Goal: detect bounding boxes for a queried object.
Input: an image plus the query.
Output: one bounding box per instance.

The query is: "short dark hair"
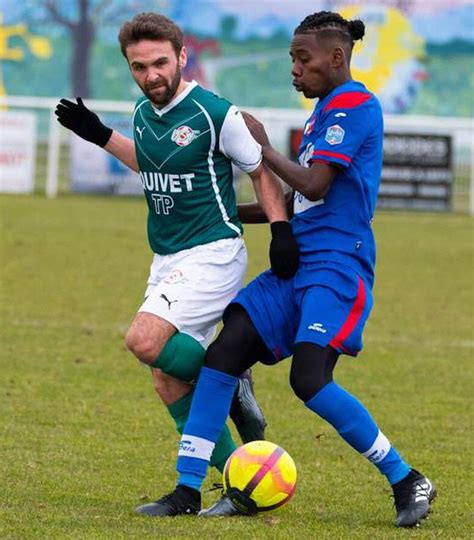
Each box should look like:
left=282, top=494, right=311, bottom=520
left=295, top=10, right=365, bottom=49
left=118, top=12, right=184, bottom=59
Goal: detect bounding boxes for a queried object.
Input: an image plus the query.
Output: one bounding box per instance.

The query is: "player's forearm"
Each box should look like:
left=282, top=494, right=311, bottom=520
left=103, top=131, right=139, bottom=173
left=237, top=202, right=268, bottom=223
left=238, top=189, right=294, bottom=224
left=262, top=146, right=323, bottom=201
left=249, top=165, right=288, bottom=223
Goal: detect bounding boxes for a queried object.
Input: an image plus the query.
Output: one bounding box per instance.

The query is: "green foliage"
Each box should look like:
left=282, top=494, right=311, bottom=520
left=90, top=43, right=138, bottom=101
left=216, top=57, right=300, bottom=108
left=409, top=52, right=474, bottom=117
left=1, top=194, right=473, bottom=538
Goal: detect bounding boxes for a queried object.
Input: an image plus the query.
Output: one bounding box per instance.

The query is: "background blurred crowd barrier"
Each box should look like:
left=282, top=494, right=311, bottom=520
left=0, top=95, right=472, bottom=215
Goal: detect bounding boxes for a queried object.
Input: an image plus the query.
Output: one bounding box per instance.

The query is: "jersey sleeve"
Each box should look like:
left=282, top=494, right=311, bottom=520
left=310, top=94, right=379, bottom=169
left=219, top=105, right=262, bottom=173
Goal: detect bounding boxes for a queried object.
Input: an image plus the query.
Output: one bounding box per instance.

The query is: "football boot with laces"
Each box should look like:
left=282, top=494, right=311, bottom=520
left=392, top=469, right=437, bottom=527
left=135, top=485, right=201, bottom=517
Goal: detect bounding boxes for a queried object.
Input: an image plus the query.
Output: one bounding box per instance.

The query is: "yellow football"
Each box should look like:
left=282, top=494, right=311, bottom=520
left=223, top=440, right=297, bottom=512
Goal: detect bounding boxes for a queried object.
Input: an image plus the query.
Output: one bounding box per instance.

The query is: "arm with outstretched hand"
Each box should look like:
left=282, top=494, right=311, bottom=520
left=55, top=98, right=138, bottom=172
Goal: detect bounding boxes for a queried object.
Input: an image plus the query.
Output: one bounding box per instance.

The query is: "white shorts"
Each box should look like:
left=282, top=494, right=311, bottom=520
left=139, top=237, right=247, bottom=348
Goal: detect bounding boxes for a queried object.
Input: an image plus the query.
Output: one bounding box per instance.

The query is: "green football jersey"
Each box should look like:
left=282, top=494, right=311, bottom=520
left=133, top=83, right=244, bottom=255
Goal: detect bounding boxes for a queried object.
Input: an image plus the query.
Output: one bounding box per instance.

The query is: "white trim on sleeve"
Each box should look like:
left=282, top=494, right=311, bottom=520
left=219, top=106, right=262, bottom=173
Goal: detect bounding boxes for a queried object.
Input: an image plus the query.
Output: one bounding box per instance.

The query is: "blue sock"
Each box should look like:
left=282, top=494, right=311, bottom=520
left=306, top=381, right=410, bottom=485
left=177, top=366, right=238, bottom=491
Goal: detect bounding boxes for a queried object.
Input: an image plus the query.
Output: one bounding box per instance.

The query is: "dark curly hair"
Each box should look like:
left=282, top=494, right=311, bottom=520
left=295, top=11, right=365, bottom=47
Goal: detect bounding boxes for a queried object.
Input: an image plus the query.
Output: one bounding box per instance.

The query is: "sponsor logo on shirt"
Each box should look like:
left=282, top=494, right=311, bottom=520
left=171, top=125, right=200, bottom=146
left=325, top=124, right=345, bottom=145
left=139, top=171, right=196, bottom=215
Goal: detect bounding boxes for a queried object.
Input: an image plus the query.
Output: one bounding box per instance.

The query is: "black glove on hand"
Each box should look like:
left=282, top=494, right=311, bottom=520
left=55, top=98, right=112, bottom=147
left=269, top=221, right=299, bottom=279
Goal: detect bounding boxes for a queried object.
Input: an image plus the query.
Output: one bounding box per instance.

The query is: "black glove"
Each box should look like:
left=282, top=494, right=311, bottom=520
left=55, top=97, right=112, bottom=147
left=269, top=221, right=299, bottom=279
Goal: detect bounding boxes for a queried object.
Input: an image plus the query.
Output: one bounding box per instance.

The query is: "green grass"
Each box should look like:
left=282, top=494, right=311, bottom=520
left=1, top=194, right=473, bottom=539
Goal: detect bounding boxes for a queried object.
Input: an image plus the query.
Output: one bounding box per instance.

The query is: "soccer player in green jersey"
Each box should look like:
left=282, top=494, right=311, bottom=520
left=55, top=11, right=299, bottom=497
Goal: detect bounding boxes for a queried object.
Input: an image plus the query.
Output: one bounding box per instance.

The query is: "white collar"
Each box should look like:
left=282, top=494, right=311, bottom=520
left=151, top=80, right=198, bottom=117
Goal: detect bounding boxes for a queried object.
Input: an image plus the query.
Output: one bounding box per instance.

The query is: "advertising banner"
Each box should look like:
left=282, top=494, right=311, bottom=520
left=380, top=134, right=452, bottom=211
left=70, top=115, right=141, bottom=195
left=0, top=110, right=36, bottom=193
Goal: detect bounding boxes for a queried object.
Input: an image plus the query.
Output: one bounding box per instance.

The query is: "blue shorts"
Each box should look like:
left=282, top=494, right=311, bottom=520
left=231, top=264, right=373, bottom=363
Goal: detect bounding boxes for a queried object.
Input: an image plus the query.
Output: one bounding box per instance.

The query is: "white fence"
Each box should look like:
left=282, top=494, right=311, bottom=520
left=1, top=95, right=473, bottom=214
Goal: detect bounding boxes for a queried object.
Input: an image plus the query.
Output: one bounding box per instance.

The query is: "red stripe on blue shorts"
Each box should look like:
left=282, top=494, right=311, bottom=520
left=329, top=277, right=366, bottom=354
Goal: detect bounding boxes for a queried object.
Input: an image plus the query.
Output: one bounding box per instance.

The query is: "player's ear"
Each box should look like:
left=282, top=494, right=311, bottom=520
left=179, top=46, right=187, bottom=69
left=332, top=46, right=345, bottom=68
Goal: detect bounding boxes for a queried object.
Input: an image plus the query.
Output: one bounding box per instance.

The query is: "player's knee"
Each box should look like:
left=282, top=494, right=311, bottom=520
left=205, top=333, right=237, bottom=372
left=152, top=333, right=205, bottom=382
left=290, top=343, right=338, bottom=402
left=205, top=320, right=250, bottom=375
left=289, top=370, right=320, bottom=402
left=125, top=329, right=160, bottom=364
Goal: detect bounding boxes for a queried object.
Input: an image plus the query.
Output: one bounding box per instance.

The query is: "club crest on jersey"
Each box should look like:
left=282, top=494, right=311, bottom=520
left=171, top=125, right=197, bottom=146
left=325, top=124, right=345, bottom=145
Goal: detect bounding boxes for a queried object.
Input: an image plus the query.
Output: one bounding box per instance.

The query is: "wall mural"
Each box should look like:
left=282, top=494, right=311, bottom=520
left=0, top=0, right=472, bottom=116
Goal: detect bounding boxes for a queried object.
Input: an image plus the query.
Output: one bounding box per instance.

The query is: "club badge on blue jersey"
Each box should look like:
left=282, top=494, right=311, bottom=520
left=325, top=124, right=345, bottom=145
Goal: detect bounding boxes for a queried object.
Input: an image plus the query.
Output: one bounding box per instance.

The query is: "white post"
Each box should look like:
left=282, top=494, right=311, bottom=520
left=46, top=107, right=60, bottom=198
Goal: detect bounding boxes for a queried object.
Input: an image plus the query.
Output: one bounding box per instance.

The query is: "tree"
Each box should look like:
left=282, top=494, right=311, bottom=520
left=27, top=0, right=153, bottom=97
left=220, top=15, right=238, bottom=41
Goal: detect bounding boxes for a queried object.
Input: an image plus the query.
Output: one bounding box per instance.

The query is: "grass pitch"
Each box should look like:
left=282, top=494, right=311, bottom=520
left=1, top=194, right=473, bottom=539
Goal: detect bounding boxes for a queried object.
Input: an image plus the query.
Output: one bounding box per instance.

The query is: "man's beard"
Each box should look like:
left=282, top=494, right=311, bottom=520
left=144, top=68, right=182, bottom=107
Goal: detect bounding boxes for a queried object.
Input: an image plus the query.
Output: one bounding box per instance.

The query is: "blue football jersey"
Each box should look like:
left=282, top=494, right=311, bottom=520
left=291, top=80, right=383, bottom=287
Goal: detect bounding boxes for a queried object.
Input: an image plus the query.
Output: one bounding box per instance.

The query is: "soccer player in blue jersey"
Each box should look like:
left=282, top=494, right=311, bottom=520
left=145, top=11, right=436, bottom=527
